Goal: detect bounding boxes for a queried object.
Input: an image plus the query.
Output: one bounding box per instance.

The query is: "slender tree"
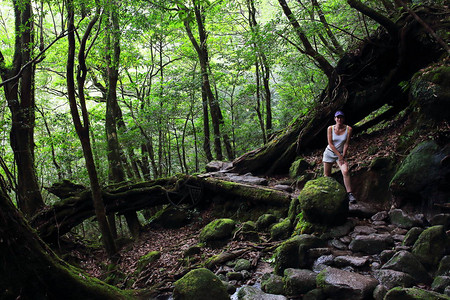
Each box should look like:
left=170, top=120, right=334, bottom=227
left=66, top=0, right=116, bottom=257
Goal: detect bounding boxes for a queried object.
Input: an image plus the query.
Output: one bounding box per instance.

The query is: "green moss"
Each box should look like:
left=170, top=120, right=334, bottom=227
left=316, top=268, right=328, bottom=289
left=385, top=287, right=450, bottom=300
left=199, top=218, right=236, bottom=242
left=173, top=268, right=229, bottom=300
left=292, top=211, right=315, bottom=235
left=270, top=218, right=292, bottom=240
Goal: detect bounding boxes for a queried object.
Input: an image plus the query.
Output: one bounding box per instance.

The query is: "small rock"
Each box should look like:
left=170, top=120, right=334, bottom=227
left=273, top=184, right=293, bottom=192
left=437, top=256, right=450, bottom=276
left=353, top=225, right=377, bottom=235
left=412, top=225, right=448, bottom=269
left=382, top=250, right=431, bottom=284
left=402, top=227, right=424, bottom=246
left=374, top=269, right=415, bottom=289
left=349, top=234, right=394, bottom=255
left=373, top=284, right=388, bottom=300
left=389, top=209, right=424, bottom=229
left=227, top=271, right=244, bottom=281
left=235, top=259, right=252, bottom=272
left=432, top=276, right=450, bottom=293
left=313, top=255, right=334, bottom=272
left=261, top=273, right=284, bottom=295
left=283, top=268, right=317, bottom=296
left=237, top=285, right=287, bottom=300
left=384, top=287, right=450, bottom=300
left=317, top=267, right=378, bottom=300
left=392, top=234, right=406, bottom=242
left=371, top=211, right=389, bottom=222
left=270, top=218, right=292, bottom=241
left=329, top=239, right=348, bottom=250
left=307, top=247, right=332, bottom=259
left=334, top=255, right=369, bottom=268
left=430, top=214, right=450, bottom=230
left=256, top=214, right=278, bottom=230
left=227, top=173, right=268, bottom=186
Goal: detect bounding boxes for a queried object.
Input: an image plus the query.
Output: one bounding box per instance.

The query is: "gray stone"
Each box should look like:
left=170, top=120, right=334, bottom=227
left=334, top=256, right=369, bottom=268
left=393, top=234, right=406, bottom=242
left=432, top=276, right=450, bottom=293
left=349, top=234, right=394, bottom=254
left=380, top=250, right=396, bottom=263
left=303, top=288, right=326, bottom=300
left=261, top=273, right=284, bottom=295
left=373, top=284, right=388, bottom=300
left=374, top=269, right=415, bottom=289
left=307, top=248, right=332, bottom=259
left=328, top=239, right=347, bottom=250
left=227, top=173, right=268, bottom=186
left=431, top=214, right=450, bottom=230
left=313, top=255, right=335, bottom=272
left=316, top=267, right=378, bottom=300
left=353, top=225, right=377, bottom=235
left=237, top=286, right=287, bottom=300
left=402, top=227, right=424, bottom=246
left=412, top=225, right=448, bottom=268
left=205, top=161, right=232, bottom=172
left=283, top=268, right=317, bottom=296
left=273, top=185, right=293, bottom=192
left=371, top=211, right=389, bottom=222
left=389, top=209, right=424, bottom=229
left=326, top=220, right=355, bottom=238
left=382, top=250, right=432, bottom=284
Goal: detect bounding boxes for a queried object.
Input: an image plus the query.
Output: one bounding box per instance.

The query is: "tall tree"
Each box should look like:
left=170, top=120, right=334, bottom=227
left=0, top=0, right=44, bottom=217
left=179, top=0, right=234, bottom=161
left=66, top=0, right=116, bottom=257
left=104, top=0, right=142, bottom=239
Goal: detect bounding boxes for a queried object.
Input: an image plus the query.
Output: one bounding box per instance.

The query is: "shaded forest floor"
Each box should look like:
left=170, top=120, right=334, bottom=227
left=61, top=113, right=449, bottom=295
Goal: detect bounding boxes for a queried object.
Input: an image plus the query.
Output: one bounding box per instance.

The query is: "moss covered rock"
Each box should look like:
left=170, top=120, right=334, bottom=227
left=384, top=287, right=450, bottom=300
left=412, top=225, right=448, bottom=269
left=270, top=218, right=292, bottom=241
left=256, top=214, right=278, bottom=230
left=289, top=158, right=311, bottom=178
left=273, top=234, right=325, bottom=275
left=298, top=177, right=347, bottom=225
left=173, top=268, right=229, bottom=300
left=390, top=141, right=450, bottom=203
left=199, top=218, right=236, bottom=242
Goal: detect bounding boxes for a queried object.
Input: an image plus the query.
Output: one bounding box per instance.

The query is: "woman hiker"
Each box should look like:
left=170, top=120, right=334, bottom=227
left=322, top=110, right=357, bottom=203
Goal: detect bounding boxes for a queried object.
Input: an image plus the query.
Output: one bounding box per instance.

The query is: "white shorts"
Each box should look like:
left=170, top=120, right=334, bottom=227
left=323, top=147, right=339, bottom=163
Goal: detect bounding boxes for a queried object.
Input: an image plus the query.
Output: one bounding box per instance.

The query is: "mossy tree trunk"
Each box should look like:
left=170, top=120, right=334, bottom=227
left=0, top=180, right=140, bottom=299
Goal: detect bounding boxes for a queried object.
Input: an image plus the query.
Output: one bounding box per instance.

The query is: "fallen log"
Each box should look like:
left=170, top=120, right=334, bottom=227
left=32, top=175, right=292, bottom=242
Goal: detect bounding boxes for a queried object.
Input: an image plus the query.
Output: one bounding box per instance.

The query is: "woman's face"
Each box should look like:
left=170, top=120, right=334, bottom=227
left=335, top=116, right=344, bottom=125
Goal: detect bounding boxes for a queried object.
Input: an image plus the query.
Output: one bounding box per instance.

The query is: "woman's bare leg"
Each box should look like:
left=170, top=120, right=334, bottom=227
left=337, top=160, right=352, bottom=193
left=323, top=162, right=332, bottom=177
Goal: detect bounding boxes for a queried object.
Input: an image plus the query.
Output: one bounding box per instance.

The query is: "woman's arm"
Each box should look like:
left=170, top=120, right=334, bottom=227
left=342, top=126, right=353, bottom=158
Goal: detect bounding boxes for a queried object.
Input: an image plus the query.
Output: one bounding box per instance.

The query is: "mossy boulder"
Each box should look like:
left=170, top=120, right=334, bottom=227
left=411, top=63, right=450, bottom=122
left=173, top=268, right=229, bottom=300
left=382, top=250, right=431, bottom=284
left=256, top=214, right=278, bottom=230
left=412, top=225, right=448, bottom=269
left=270, top=218, right=292, bottom=240
left=298, top=177, right=347, bottom=225
left=261, top=273, right=284, bottom=295
left=273, top=234, right=325, bottom=275
left=384, top=287, right=450, bottom=300
left=136, top=251, right=161, bottom=274
left=289, top=158, right=311, bottom=178
left=199, top=218, right=236, bottom=242
left=390, top=141, right=450, bottom=203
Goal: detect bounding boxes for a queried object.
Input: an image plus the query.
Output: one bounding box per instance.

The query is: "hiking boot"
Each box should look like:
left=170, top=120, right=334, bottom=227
left=348, top=192, right=357, bottom=204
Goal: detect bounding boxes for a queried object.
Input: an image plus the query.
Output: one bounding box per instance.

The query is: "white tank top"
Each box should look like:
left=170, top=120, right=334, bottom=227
left=327, top=125, right=348, bottom=154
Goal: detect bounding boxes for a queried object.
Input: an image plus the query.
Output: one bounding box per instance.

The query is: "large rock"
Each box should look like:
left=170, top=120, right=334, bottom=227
left=199, top=218, right=236, bottom=242
left=273, top=234, right=325, bottom=275
left=348, top=234, right=394, bottom=255
left=316, top=267, right=378, bottom=300
left=298, top=177, right=347, bottom=225
left=389, top=141, right=450, bottom=204
left=237, top=286, right=287, bottom=300
left=382, top=250, right=431, bottom=284
left=384, top=287, right=450, bottom=300
left=402, top=227, right=424, bottom=246
left=173, top=268, right=229, bottom=300
left=283, top=268, right=317, bottom=296
left=412, top=225, right=448, bottom=269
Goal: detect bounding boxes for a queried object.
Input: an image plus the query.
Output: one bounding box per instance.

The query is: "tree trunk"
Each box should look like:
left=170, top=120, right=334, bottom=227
left=105, top=2, right=141, bottom=239
left=0, top=182, right=136, bottom=299
left=0, top=0, right=44, bottom=217
left=66, top=3, right=116, bottom=257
